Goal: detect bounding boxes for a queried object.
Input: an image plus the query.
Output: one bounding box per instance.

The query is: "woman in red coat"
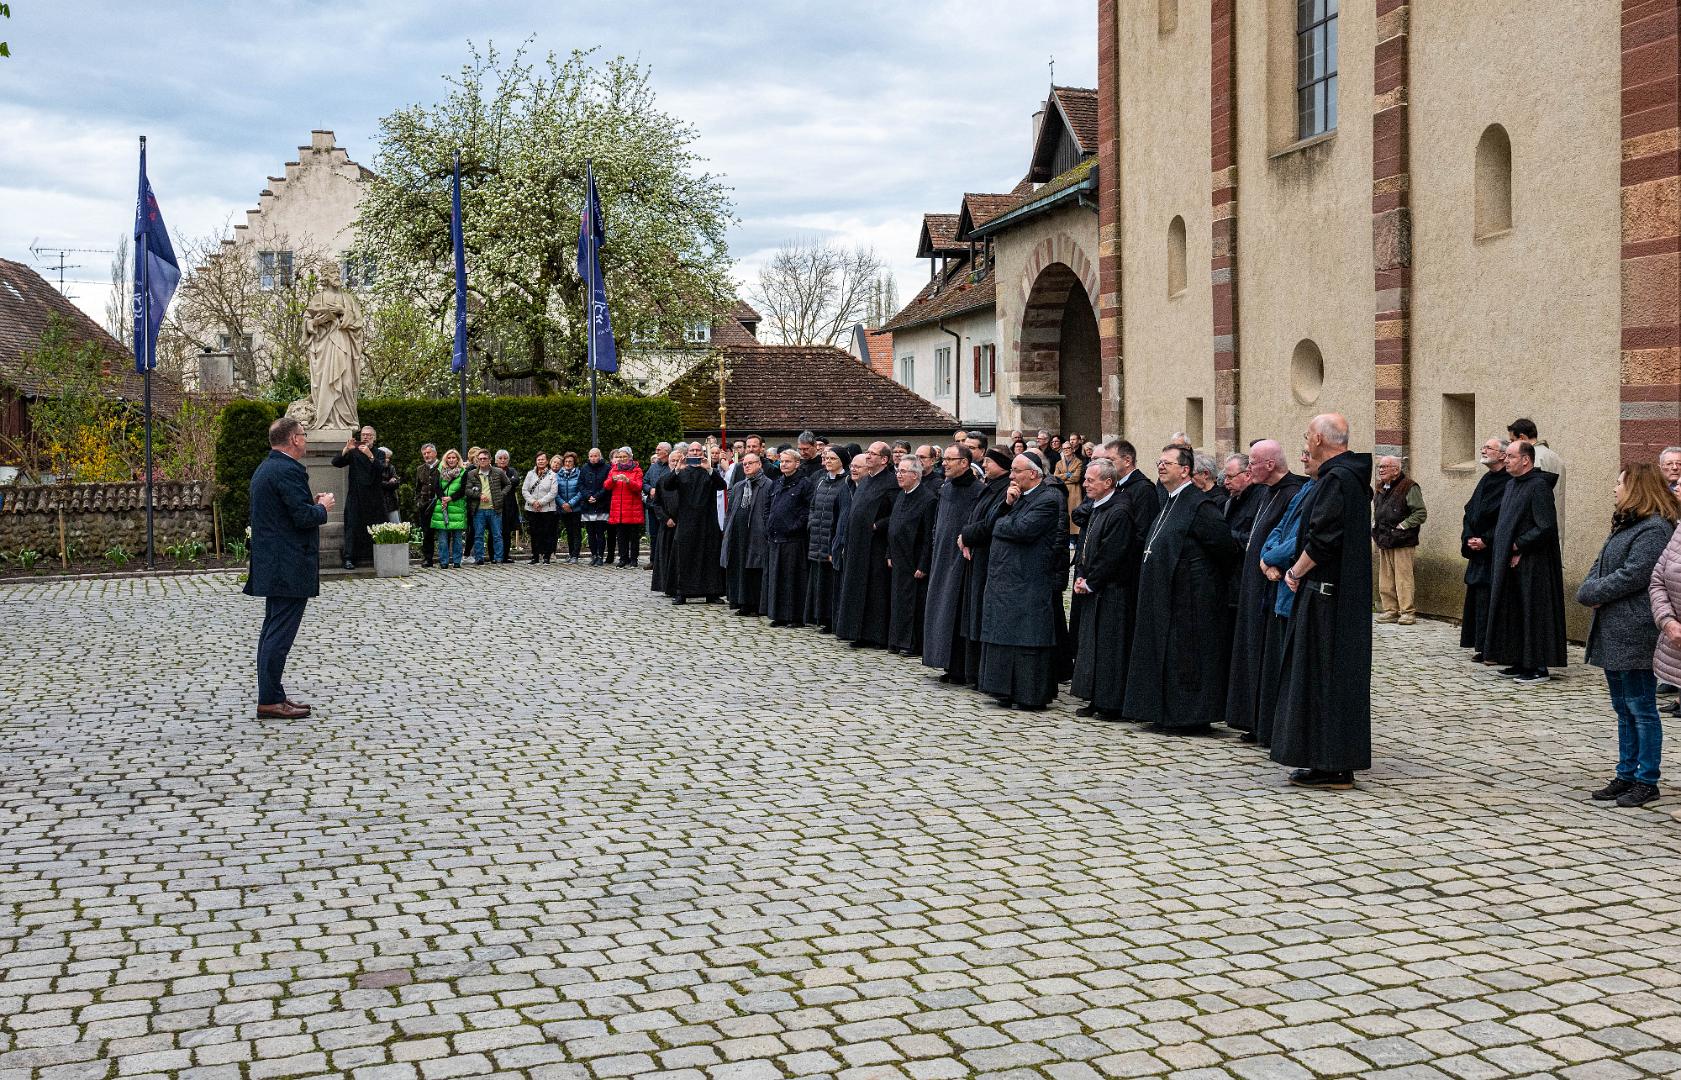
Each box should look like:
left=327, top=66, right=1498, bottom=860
left=606, top=447, right=646, bottom=568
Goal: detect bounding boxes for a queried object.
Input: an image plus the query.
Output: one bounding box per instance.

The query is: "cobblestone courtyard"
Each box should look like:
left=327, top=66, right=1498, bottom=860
left=4, top=567, right=1681, bottom=1080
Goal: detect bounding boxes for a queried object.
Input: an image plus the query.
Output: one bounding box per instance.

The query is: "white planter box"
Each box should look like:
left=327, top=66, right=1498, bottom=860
left=372, top=542, right=411, bottom=578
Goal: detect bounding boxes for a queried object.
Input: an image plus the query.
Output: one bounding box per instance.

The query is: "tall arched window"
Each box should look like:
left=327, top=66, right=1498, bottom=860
left=1168, top=215, right=1187, bottom=297
left=1474, top=124, right=1513, bottom=238
left=1297, top=0, right=1339, bottom=139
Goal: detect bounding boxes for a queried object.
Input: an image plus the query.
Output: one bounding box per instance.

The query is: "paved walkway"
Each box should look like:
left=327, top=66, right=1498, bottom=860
left=3, top=568, right=1679, bottom=1080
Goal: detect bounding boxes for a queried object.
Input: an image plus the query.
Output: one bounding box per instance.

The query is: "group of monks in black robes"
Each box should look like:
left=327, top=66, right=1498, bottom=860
left=648, top=417, right=1376, bottom=790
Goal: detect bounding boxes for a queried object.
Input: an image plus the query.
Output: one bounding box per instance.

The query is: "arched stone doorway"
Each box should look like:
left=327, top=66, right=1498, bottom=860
left=1015, top=263, right=1101, bottom=438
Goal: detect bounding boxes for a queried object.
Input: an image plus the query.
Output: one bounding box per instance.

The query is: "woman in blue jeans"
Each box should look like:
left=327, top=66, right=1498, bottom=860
left=1578, top=462, right=1676, bottom=808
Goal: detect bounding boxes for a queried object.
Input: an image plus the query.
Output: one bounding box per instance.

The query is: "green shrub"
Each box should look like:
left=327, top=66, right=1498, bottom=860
left=106, top=544, right=131, bottom=566
left=18, top=549, right=41, bottom=571
left=214, top=395, right=681, bottom=532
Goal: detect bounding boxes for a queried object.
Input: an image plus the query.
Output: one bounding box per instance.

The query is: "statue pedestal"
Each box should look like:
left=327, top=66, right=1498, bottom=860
left=302, top=430, right=372, bottom=578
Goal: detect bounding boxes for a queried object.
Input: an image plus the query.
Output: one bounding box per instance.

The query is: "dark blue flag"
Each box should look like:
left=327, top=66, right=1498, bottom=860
left=575, top=164, right=617, bottom=374
left=451, top=151, right=467, bottom=374
left=131, top=139, right=180, bottom=374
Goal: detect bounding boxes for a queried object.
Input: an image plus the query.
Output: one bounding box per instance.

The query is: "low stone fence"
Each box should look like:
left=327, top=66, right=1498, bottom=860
left=0, top=481, right=216, bottom=559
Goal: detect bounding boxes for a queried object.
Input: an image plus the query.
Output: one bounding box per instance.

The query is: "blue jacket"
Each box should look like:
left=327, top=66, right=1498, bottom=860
left=1261, top=480, right=1315, bottom=618
left=553, top=467, right=583, bottom=512
left=244, top=450, right=328, bottom=598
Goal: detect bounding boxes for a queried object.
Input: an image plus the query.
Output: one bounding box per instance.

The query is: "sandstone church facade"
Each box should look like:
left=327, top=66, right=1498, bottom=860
left=1039, top=0, right=1680, bottom=628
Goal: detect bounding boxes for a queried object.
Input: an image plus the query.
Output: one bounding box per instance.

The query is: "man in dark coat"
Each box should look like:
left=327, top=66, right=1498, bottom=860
left=246, top=417, right=332, bottom=720
left=662, top=444, right=726, bottom=604
left=1459, top=436, right=1510, bottom=660
left=1122, top=445, right=1242, bottom=732
left=886, top=456, right=938, bottom=655
left=922, top=446, right=982, bottom=681
left=330, top=424, right=381, bottom=570
left=956, top=449, right=1014, bottom=682
left=977, top=453, right=1066, bottom=709
left=722, top=453, right=774, bottom=615
left=1224, top=439, right=1306, bottom=740
left=496, top=450, right=521, bottom=563
left=835, top=442, right=900, bottom=648
left=1222, top=453, right=1262, bottom=548
left=1271, top=413, right=1374, bottom=789
left=1071, top=450, right=1158, bottom=719
left=412, top=443, right=441, bottom=568
left=763, top=449, right=814, bottom=626
left=794, top=431, right=826, bottom=482
left=1483, top=440, right=1568, bottom=682
left=642, top=443, right=672, bottom=575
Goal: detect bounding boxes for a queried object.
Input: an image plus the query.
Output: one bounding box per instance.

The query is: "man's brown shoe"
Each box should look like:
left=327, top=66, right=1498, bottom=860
left=284, top=700, right=312, bottom=717
left=256, top=702, right=308, bottom=719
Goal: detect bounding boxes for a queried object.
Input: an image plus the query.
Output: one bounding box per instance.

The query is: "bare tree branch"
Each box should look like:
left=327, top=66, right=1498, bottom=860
left=751, top=239, right=884, bottom=346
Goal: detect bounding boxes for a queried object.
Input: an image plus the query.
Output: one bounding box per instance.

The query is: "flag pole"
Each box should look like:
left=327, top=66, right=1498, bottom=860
left=586, top=161, right=600, bottom=451
left=453, top=150, right=468, bottom=458
left=139, top=136, right=156, bottom=571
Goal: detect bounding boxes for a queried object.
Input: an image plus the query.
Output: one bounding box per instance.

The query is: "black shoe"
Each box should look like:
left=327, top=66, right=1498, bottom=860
left=343, top=560, right=355, bottom=570
left=1149, top=722, right=1213, bottom=736
left=1616, top=782, right=1660, bottom=808
left=422, top=560, right=434, bottom=568
left=1667, top=701, right=1681, bottom=717
left=543, top=556, right=552, bottom=563
left=936, top=673, right=952, bottom=684
left=1515, top=670, right=1550, bottom=685
left=989, top=698, right=1018, bottom=710
left=1592, top=778, right=1635, bottom=801
left=1094, top=710, right=1125, bottom=722
left=848, top=640, right=869, bottom=649
left=1075, top=705, right=1099, bottom=717
left=1470, top=652, right=1485, bottom=664
left=529, top=556, right=539, bottom=564
left=1239, top=731, right=1259, bottom=744
left=1288, top=769, right=1355, bottom=790
left=671, top=597, right=686, bottom=605
left=1497, top=666, right=1524, bottom=678
left=769, top=620, right=788, bottom=628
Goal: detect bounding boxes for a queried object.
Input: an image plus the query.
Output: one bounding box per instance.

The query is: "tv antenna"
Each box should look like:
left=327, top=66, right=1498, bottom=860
left=28, top=239, right=117, bottom=299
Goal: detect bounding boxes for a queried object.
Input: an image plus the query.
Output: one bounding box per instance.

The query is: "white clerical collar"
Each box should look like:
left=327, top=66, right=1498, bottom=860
left=1163, top=479, right=1190, bottom=497
left=1091, top=490, right=1115, bottom=509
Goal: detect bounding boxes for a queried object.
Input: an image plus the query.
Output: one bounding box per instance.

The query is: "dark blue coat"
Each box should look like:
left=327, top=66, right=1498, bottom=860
left=244, top=450, right=328, bottom=598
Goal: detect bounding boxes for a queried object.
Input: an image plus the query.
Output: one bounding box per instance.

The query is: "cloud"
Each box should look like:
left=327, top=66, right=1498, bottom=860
left=0, top=0, right=1094, bottom=330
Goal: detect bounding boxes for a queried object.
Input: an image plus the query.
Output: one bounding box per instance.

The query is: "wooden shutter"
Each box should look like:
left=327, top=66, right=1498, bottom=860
left=973, top=345, right=982, bottom=392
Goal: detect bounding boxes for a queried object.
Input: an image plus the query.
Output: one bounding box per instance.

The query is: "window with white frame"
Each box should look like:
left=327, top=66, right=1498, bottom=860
left=896, top=354, right=915, bottom=387
left=341, top=255, right=376, bottom=289
left=683, top=320, right=712, bottom=344
left=974, top=343, right=996, bottom=395
left=934, top=347, right=952, bottom=397
left=258, top=250, right=294, bottom=290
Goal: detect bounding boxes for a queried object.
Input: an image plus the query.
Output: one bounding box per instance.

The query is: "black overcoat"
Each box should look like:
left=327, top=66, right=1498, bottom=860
left=1271, top=451, right=1375, bottom=772
left=661, top=467, right=726, bottom=598
left=958, top=474, right=1012, bottom=642
left=834, top=468, right=900, bottom=644
left=1458, top=468, right=1510, bottom=649
left=245, top=450, right=327, bottom=599
left=1224, top=483, right=1262, bottom=549
left=1225, top=473, right=1306, bottom=733
left=723, top=473, right=773, bottom=569
left=1070, top=472, right=1158, bottom=711
left=980, top=482, right=1064, bottom=648
left=330, top=445, right=382, bottom=562
left=921, top=470, right=981, bottom=669
left=763, top=473, right=814, bottom=623
left=1483, top=469, right=1569, bottom=669
left=887, top=482, right=938, bottom=652
left=1122, top=487, right=1242, bottom=727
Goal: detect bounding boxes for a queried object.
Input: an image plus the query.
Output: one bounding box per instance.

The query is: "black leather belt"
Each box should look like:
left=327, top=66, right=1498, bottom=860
left=1302, top=580, right=1335, bottom=596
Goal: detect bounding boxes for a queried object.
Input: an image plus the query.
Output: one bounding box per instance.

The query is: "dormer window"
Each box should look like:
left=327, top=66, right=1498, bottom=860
left=683, top=320, right=711, bottom=345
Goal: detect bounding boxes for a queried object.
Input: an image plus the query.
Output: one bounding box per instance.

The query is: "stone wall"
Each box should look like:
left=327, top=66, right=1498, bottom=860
left=0, top=482, right=215, bottom=559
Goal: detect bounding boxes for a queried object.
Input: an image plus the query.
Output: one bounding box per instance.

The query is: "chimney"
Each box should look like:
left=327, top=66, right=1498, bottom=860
left=1031, top=105, right=1046, bottom=155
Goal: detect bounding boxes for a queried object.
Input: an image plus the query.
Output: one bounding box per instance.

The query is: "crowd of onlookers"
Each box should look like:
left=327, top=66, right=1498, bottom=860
left=326, top=417, right=1681, bottom=807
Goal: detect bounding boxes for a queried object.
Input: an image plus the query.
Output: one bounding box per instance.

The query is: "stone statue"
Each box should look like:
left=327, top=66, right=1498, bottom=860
left=287, top=266, right=364, bottom=433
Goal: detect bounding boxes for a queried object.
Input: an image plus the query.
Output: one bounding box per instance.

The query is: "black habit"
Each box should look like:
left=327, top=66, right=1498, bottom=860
left=834, top=467, right=900, bottom=646
left=977, top=481, right=1065, bottom=708
left=886, top=480, right=938, bottom=654
left=1122, top=485, right=1242, bottom=728
left=921, top=469, right=981, bottom=673
left=804, top=473, right=851, bottom=630
left=763, top=472, right=814, bottom=625
left=1483, top=469, right=1568, bottom=670
left=1070, top=470, right=1158, bottom=714
left=1225, top=473, right=1306, bottom=735
left=330, top=445, right=383, bottom=565
left=1458, top=467, right=1511, bottom=652
left=723, top=471, right=773, bottom=613
left=1271, top=451, right=1374, bottom=773
left=1223, top=483, right=1262, bottom=549
left=957, top=473, right=1013, bottom=681
left=661, top=467, right=726, bottom=600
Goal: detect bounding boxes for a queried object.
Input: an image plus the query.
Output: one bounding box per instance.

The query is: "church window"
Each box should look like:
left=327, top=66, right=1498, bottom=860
left=1474, top=125, right=1513, bottom=239
left=1168, top=216, right=1188, bottom=297
left=1296, top=0, right=1338, bottom=139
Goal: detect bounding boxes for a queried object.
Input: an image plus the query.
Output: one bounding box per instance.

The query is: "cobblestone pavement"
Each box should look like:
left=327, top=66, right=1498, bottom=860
left=3, top=566, right=1681, bottom=1080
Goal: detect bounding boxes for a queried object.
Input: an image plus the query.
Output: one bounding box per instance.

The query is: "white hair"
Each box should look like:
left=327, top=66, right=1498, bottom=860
left=1014, top=453, right=1044, bottom=477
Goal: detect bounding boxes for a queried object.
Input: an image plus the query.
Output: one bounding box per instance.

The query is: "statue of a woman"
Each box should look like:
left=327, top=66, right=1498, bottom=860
left=287, top=266, right=364, bottom=433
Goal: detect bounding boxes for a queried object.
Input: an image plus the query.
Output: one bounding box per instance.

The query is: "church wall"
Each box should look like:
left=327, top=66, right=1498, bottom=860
left=1114, top=0, right=1217, bottom=450
left=1407, top=0, right=1623, bottom=637
left=991, top=203, right=1100, bottom=436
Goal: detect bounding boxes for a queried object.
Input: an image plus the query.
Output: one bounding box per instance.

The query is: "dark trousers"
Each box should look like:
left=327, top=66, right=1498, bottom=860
left=419, top=512, right=437, bottom=565
left=560, top=512, right=582, bottom=558
left=615, top=523, right=642, bottom=566
left=528, top=511, right=559, bottom=559
left=586, top=520, right=608, bottom=562
left=257, top=596, right=308, bottom=706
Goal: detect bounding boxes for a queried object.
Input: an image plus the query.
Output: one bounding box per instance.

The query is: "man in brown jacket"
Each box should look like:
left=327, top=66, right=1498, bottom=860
left=1372, top=455, right=1428, bottom=624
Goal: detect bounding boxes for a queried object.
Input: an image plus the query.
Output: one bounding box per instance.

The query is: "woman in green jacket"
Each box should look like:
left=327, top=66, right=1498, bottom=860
left=431, top=448, right=468, bottom=568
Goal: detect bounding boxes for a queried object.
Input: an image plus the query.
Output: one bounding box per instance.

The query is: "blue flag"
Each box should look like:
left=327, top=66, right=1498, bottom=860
left=131, top=139, right=180, bottom=374
left=451, top=151, right=467, bottom=374
left=576, top=164, right=617, bottom=374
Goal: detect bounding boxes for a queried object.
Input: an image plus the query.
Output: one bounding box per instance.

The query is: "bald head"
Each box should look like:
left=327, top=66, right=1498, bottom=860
left=1310, top=413, right=1350, bottom=447
left=1247, top=439, right=1286, bottom=485
left=1303, top=413, right=1351, bottom=473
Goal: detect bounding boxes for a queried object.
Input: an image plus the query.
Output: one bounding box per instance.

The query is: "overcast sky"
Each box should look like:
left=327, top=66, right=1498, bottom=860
left=0, top=1, right=1094, bottom=330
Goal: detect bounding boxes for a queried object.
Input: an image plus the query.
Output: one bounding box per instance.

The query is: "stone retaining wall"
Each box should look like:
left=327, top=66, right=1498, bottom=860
left=0, top=481, right=216, bottom=559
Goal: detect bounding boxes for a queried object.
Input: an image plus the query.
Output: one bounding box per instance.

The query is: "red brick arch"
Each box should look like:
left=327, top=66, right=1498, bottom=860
left=1009, top=233, right=1102, bottom=433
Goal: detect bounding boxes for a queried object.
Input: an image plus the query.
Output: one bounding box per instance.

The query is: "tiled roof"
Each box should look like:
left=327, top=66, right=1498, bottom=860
left=863, top=330, right=894, bottom=378
left=0, top=257, right=183, bottom=414
left=1052, top=86, right=1099, bottom=151
left=666, top=344, right=955, bottom=435
left=915, top=213, right=966, bottom=258
left=970, top=158, right=1099, bottom=238
left=712, top=302, right=761, bottom=347
left=1010, top=174, right=1036, bottom=196
left=880, top=254, right=996, bottom=333
left=956, top=193, right=1021, bottom=241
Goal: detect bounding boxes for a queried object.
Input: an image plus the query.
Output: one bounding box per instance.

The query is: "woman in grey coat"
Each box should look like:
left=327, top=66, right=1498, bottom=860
left=1576, top=462, right=1677, bottom=808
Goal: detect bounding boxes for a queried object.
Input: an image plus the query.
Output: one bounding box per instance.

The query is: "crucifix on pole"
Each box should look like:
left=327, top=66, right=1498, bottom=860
left=716, top=351, right=728, bottom=449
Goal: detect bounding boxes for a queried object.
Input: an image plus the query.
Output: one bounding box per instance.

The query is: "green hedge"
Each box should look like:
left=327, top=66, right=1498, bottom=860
left=215, top=395, right=683, bottom=536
